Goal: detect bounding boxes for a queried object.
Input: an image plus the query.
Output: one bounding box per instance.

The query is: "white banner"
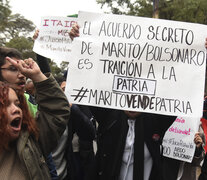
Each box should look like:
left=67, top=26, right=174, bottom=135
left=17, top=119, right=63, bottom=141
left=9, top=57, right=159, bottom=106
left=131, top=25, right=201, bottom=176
left=162, top=116, right=200, bottom=162
left=33, top=16, right=77, bottom=62
left=65, top=11, right=207, bottom=117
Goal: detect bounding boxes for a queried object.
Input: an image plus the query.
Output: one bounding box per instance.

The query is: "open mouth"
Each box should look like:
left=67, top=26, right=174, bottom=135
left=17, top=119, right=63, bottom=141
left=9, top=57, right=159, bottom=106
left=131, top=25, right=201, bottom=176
left=10, top=117, right=21, bottom=128
left=17, top=81, right=25, bottom=87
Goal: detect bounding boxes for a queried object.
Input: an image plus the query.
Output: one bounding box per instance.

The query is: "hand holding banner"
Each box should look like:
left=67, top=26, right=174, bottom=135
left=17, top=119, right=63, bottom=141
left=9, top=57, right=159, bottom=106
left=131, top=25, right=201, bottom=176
left=65, top=11, right=207, bottom=117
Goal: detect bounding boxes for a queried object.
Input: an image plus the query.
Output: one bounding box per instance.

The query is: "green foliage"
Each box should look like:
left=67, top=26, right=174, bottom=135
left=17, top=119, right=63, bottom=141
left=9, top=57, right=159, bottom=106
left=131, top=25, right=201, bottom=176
left=48, top=59, right=63, bottom=79
left=60, top=61, right=69, bottom=71
left=0, top=0, right=65, bottom=78
left=5, top=36, right=36, bottom=59
left=0, top=0, right=36, bottom=59
left=97, top=0, right=153, bottom=16
left=0, top=0, right=35, bottom=46
left=5, top=13, right=35, bottom=39
left=97, top=0, right=207, bottom=24
left=157, top=0, right=207, bottom=24
left=0, top=0, right=11, bottom=45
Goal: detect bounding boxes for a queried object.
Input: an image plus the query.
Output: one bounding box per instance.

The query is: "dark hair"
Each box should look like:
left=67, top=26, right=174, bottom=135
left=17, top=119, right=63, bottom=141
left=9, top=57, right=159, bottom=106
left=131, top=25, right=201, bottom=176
left=0, top=82, right=39, bottom=151
left=0, top=47, right=22, bottom=81
left=204, top=98, right=207, bottom=110
left=203, top=97, right=207, bottom=119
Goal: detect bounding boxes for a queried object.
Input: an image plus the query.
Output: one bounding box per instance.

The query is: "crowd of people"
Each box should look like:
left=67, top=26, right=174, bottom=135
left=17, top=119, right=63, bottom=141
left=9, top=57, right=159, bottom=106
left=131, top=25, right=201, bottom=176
left=0, top=23, right=207, bottom=180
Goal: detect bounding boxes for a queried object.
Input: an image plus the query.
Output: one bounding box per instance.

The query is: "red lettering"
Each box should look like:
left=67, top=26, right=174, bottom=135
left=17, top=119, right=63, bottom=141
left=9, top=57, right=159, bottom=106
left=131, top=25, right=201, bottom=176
left=57, top=20, right=63, bottom=26
left=51, top=19, right=58, bottom=26
left=43, top=19, right=49, bottom=26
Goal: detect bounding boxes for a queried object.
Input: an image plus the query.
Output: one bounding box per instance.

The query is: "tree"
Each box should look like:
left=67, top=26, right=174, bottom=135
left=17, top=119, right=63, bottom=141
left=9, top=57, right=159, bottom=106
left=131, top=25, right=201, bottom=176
left=97, top=0, right=207, bottom=24
left=0, top=0, right=65, bottom=78
left=5, top=13, right=35, bottom=39
left=0, top=0, right=35, bottom=46
left=60, top=61, right=69, bottom=72
left=0, top=0, right=11, bottom=45
left=96, top=0, right=154, bottom=16
left=0, top=0, right=38, bottom=65
left=158, top=0, right=207, bottom=24
left=48, top=59, right=64, bottom=80
left=0, top=0, right=36, bottom=60
left=5, top=36, right=36, bottom=59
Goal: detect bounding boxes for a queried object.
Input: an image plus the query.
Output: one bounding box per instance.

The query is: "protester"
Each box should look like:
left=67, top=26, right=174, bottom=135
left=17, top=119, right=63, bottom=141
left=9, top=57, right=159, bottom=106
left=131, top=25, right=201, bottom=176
left=201, top=96, right=207, bottom=152
left=69, top=22, right=207, bottom=180
left=33, top=29, right=96, bottom=180
left=57, top=80, right=96, bottom=180
left=34, top=30, right=67, bottom=179
left=199, top=154, right=207, bottom=180
left=0, top=46, right=59, bottom=179
left=198, top=96, right=207, bottom=180
left=25, top=78, right=35, bottom=97
left=163, top=99, right=206, bottom=180
left=0, top=56, right=70, bottom=179
left=69, top=23, right=178, bottom=180
left=0, top=47, right=38, bottom=117
left=198, top=44, right=207, bottom=179
left=25, top=78, right=37, bottom=117
left=162, top=130, right=205, bottom=180
left=67, top=104, right=96, bottom=180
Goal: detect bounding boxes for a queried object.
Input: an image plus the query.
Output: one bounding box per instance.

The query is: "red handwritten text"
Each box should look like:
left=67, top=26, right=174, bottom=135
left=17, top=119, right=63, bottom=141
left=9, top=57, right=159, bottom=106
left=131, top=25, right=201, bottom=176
left=43, top=19, right=76, bottom=28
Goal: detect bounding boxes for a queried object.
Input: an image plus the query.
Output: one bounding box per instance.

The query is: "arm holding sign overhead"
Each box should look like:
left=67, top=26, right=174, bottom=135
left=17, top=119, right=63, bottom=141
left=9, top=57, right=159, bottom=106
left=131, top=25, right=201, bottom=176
left=69, top=23, right=80, bottom=40
left=67, top=16, right=207, bottom=180
left=178, top=129, right=205, bottom=180
left=69, top=22, right=177, bottom=180
left=162, top=128, right=205, bottom=180
left=193, top=131, right=205, bottom=163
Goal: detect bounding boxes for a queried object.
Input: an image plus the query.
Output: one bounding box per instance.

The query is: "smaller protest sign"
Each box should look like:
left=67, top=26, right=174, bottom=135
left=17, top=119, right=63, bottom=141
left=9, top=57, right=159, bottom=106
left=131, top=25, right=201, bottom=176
left=162, top=116, right=200, bottom=163
left=33, top=16, right=77, bottom=62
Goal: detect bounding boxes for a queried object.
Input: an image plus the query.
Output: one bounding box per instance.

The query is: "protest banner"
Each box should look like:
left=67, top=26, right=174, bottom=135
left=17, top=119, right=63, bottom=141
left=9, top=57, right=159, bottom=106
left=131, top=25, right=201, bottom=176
left=65, top=11, right=207, bottom=117
left=162, top=116, right=200, bottom=162
left=33, top=16, right=77, bottom=62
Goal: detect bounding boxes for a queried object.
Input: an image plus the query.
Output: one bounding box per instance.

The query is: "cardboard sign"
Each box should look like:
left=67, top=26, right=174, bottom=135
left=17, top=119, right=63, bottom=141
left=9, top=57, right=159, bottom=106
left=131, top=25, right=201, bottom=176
left=162, top=116, right=200, bottom=162
left=65, top=11, right=207, bottom=117
left=33, top=16, right=77, bottom=62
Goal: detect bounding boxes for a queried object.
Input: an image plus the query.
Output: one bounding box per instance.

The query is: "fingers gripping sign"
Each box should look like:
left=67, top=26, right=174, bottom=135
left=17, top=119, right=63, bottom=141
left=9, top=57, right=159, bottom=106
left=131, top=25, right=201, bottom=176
left=69, top=23, right=80, bottom=40
left=33, top=29, right=39, bottom=40
left=205, top=37, right=207, bottom=49
left=194, top=132, right=203, bottom=148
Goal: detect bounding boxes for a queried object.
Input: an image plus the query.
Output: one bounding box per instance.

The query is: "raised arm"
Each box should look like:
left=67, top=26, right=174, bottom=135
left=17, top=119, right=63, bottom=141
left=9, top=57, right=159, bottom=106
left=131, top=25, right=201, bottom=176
left=7, top=57, right=70, bottom=156
left=6, top=57, right=47, bottom=82
left=69, top=23, right=80, bottom=40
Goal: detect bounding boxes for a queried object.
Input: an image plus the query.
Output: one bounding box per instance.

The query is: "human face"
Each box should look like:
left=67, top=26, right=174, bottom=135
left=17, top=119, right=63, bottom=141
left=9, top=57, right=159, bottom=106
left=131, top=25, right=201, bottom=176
left=61, top=81, right=66, bottom=92
left=6, top=88, right=22, bottom=141
left=25, top=81, right=35, bottom=96
left=124, top=111, right=142, bottom=119
left=1, top=57, right=26, bottom=91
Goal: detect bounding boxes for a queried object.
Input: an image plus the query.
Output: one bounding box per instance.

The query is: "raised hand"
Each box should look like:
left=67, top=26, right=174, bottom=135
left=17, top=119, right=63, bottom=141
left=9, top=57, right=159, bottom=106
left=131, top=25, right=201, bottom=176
left=33, top=29, right=39, bottom=40
left=69, top=23, right=80, bottom=40
left=194, top=132, right=203, bottom=148
left=6, top=57, right=47, bottom=82
left=205, top=37, right=207, bottom=49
